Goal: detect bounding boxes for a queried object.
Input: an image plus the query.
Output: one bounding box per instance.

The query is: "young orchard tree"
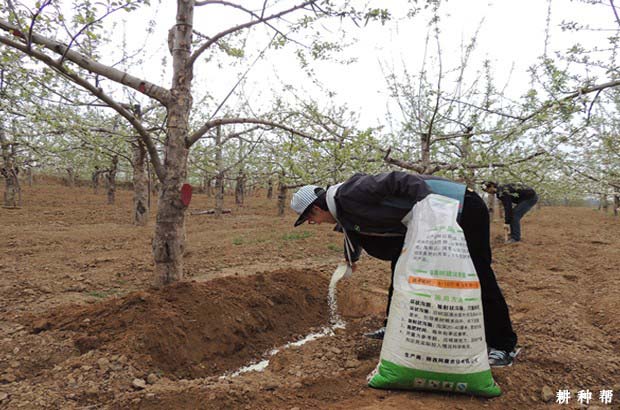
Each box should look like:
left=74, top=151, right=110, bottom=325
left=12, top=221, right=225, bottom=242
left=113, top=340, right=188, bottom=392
left=0, top=1, right=393, bottom=286
left=379, top=15, right=551, bottom=186
left=189, top=123, right=264, bottom=215
left=284, top=97, right=385, bottom=183
left=0, top=123, right=20, bottom=207
left=379, top=2, right=620, bottom=195
left=264, top=100, right=385, bottom=215
left=0, top=51, right=57, bottom=203
left=78, top=105, right=158, bottom=224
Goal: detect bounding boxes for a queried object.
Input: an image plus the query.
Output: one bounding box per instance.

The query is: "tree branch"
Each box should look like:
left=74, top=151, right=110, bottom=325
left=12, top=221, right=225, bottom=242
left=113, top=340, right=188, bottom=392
left=0, top=33, right=166, bottom=181
left=187, top=117, right=331, bottom=147
left=0, top=19, right=171, bottom=105
left=188, top=0, right=314, bottom=66
left=383, top=147, right=547, bottom=174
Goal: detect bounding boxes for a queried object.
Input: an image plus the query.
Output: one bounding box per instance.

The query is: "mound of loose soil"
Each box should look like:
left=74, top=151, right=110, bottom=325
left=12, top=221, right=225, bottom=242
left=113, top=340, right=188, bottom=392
left=31, top=269, right=329, bottom=379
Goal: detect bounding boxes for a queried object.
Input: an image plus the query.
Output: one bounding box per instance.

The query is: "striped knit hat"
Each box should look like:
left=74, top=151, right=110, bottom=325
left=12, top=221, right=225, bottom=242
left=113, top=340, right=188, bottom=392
left=291, top=185, right=325, bottom=226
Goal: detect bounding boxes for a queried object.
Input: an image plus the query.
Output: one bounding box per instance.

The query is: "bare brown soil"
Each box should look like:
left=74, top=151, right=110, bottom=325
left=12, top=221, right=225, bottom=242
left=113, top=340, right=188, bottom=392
left=0, top=181, right=619, bottom=410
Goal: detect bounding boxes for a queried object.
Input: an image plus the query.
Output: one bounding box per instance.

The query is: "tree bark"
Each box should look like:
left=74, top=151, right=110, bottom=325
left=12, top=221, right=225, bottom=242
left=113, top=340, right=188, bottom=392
left=92, top=166, right=102, bottom=194
left=458, top=128, right=475, bottom=186
left=106, top=156, right=118, bottom=205
left=151, top=0, right=194, bottom=287
left=26, top=167, right=33, bottom=187
left=614, top=195, right=619, bottom=217
left=0, top=126, right=20, bottom=207
left=65, top=167, right=75, bottom=187
left=214, top=125, right=224, bottom=217
left=202, top=172, right=211, bottom=196
left=132, top=140, right=149, bottom=226
left=420, top=132, right=431, bottom=172
left=235, top=171, right=245, bottom=206
left=267, top=178, right=273, bottom=199
left=277, top=172, right=287, bottom=216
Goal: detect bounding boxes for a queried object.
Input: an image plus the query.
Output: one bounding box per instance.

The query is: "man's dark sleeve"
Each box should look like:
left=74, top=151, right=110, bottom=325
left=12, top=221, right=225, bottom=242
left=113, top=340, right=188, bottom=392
left=344, top=235, right=362, bottom=264
left=334, top=224, right=361, bottom=263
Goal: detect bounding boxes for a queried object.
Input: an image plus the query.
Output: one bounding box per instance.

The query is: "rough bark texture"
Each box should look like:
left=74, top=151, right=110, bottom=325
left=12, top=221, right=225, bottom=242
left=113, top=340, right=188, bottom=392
left=0, top=127, right=20, bottom=208
left=420, top=132, right=431, bottom=172
left=65, top=167, right=75, bottom=187
left=214, top=126, right=224, bottom=218
left=277, top=173, right=287, bottom=217
left=26, top=167, right=33, bottom=187
left=106, top=156, right=118, bottom=205
left=235, top=171, right=245, bottom=206
left=151, top=0, right=194, bottom=287
left=92, top=167, right=103, bottom=194
left=215, top=175, right=224, bottom=217
left=201, top=173, right=212, bottom=196
left=1, top=164, right=20, bottom=207
left=132, top=141, right=149, bottom=226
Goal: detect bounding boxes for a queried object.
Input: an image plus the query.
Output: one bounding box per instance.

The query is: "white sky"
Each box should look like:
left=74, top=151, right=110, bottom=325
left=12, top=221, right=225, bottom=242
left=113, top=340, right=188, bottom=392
left=86, top=1, right=617, bottom=129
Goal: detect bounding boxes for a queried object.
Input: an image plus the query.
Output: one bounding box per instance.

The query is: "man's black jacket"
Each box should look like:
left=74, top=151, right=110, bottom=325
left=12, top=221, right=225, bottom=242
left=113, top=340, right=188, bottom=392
left=496, top=183, right=537, bottom=224
left=332, top=171, right=452, bottom=263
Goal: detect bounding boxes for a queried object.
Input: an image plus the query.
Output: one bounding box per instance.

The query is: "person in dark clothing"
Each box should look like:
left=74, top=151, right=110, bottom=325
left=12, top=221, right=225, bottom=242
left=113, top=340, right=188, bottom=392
left=482, top=181, right=538, bottom=243
left=290, top=171, right=518, bottom=367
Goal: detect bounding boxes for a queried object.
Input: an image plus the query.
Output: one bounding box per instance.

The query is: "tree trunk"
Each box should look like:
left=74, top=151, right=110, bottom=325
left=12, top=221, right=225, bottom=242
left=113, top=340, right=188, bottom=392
left=600, top=194, right=608, bottom=213
left=458, top=128, right=474, bottom=185
left=235, top=171, right=245, bottom=206
left=26, top=167, right=33, bottom=187
left=132, top=141, right=149, bottom=226
left=420, top=132, right=431, bottom=172
left=150, top=167, right=159, bottom=197
left=214, top=125, right=224, bottom=217
left=65, top=167, right=75, bottom=187
left=92, top=166, right=101, bottom=194
left=201, top=172, right=210, bottom=195
left=1, top=167, right=19, bottom=207
left=106, top=156, right=118, bottom=205
left=267, top=178, right=273, bottom=199
left=614, top=195, right=619, bottom=217
left=0, top=126, right=20, bottom=207
left=215, top=173, right=224, bottom=216
left=235, top=139, right=245, bottom=205
left=151, top=0, right=194, bottom=287
left=277, top=172, right=287, bottom=216
left=207, top=177, right=213, bottom=197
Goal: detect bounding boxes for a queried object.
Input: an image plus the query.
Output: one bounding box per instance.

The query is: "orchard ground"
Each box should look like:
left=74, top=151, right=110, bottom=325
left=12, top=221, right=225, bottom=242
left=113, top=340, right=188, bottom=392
left=0, top=179, right=619, bottom=410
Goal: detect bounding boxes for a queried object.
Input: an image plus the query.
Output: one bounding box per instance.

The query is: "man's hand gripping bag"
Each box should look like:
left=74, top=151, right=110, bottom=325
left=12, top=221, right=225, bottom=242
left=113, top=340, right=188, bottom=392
left=368, top=194, right=501, bottom=397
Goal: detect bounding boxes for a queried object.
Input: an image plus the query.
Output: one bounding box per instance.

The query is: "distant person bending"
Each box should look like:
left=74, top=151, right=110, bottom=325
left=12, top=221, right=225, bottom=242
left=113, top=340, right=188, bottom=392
left=290, top=171, right=519, bottom=367
left=482, top=181, right=538, bottom=243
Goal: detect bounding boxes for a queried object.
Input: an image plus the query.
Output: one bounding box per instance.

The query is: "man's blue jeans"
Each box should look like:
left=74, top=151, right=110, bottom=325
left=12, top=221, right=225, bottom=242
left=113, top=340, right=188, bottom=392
left=510, top=196, right=538, bottom=241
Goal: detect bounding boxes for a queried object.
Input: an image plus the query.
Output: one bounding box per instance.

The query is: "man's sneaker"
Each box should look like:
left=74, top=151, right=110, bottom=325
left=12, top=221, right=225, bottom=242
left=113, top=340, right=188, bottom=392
left=505, top=238, right=519, bottom=244
left=363, top=327, right=386, bottom=340
left=488, top=348, right=514, bottom=367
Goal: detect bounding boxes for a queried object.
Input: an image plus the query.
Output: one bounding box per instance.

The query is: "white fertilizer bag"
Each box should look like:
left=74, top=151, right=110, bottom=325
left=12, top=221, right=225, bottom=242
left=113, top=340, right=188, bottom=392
left=368, top=194, right=501, bottom=397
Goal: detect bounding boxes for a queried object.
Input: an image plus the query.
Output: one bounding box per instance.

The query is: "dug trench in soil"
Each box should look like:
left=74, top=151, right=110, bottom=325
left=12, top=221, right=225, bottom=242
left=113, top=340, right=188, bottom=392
left=26, top=268, right=330, bottom=379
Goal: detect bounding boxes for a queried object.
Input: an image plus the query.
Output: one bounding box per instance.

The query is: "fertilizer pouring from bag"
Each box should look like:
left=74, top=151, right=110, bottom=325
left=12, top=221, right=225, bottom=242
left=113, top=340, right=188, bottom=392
left=328, top=263, right=351, bottom=329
